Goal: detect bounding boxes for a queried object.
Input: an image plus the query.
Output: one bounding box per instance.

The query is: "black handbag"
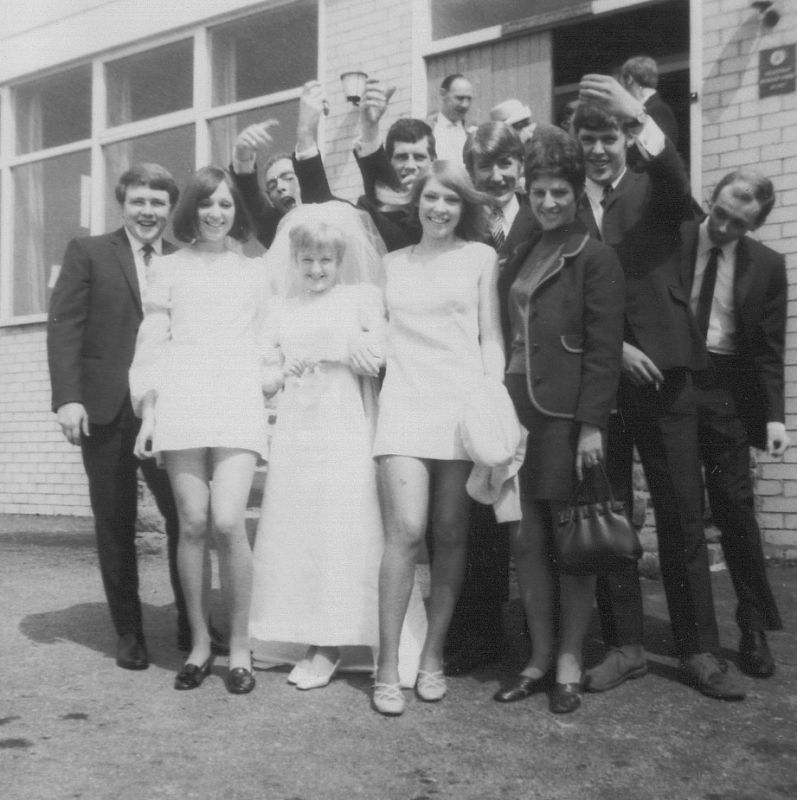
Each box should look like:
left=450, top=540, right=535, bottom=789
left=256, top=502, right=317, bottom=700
left=554, top=461, right=642, bottom=576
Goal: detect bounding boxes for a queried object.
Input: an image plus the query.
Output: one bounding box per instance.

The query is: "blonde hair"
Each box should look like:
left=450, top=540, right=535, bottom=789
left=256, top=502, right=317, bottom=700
left=288, top=221, right=346, bottom=264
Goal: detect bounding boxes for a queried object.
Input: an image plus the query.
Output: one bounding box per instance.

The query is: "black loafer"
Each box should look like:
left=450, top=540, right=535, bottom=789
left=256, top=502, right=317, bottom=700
left=226, top=667, right=256, bottom=695
left=549, top=682, right=582, bottom=714
left=739, top=630, right=775, bottom=678
left=493, top=671, right=553, bottom=703
left=174, top=656, right=213, bottom=690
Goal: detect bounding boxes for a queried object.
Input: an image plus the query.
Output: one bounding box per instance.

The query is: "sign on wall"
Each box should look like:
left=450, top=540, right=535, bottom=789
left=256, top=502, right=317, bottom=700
left=759, top=44, right=795, bottom=99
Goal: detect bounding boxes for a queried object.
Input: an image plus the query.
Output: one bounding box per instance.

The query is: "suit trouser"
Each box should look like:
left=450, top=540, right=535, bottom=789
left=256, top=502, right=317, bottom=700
left=596, top=369, right=721, bottom=657
left=695, top=356, right=782, bottom=632
left=445, top=502, right=509, bottom=655
left=80, top=400, right=184, bottom=640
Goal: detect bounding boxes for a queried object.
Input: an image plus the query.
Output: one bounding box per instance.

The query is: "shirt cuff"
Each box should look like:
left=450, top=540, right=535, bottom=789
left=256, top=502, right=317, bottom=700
left=632, top=116, right=665, bottom=159
left=353, top=137, right=381, bottom=158
left=232, top=154, right=257, bottom=174
left=294, top=143, right=319, bottom=161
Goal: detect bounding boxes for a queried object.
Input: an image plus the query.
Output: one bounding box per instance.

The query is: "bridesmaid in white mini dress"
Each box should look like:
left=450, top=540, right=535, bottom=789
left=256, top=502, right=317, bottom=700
left=372, top=161, right=505, bottom=715
left=130, top=167, right=267, bottom=695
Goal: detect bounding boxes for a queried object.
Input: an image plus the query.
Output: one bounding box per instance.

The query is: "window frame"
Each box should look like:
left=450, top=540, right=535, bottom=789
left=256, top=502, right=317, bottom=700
left=0, top=1, right=320, bottom=324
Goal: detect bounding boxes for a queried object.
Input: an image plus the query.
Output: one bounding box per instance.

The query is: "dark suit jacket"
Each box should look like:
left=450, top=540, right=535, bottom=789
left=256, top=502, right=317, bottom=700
left=494, top=194, right=537, bottom=263
left=645, top=92, right=679, bottom=148
left=578, top=139, right=706, bottom=372
left=498, top=221, right=625, bottom=429
left=231, top=152, right=333, bottom=248
left=47, top=228, right=176, bottom=426
left=681, top=220, right=787, bottom=449
left=354, top=145, right=421, bottom=252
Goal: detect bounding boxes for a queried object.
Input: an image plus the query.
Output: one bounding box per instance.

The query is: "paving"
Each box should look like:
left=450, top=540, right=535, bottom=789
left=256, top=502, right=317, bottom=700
left=1, top=514, right=796, bottom=800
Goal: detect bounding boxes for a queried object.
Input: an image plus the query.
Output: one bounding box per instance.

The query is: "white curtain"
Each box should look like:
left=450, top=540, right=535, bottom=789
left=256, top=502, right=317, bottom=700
left=14, top=93, right=45, bottom=315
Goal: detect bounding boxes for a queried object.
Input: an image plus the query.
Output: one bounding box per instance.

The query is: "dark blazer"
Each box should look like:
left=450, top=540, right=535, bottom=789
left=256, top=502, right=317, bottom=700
left=231, top=152, right=334, bottom=248
left=645, top=92, right=679, bottom=148
left=354, top=145, right=421, bottom=252
left=495, top=194, right=537, bottom=263
left=498, top=221, right=625, bottom=429
left=47, top=228, right=176, bottom=426
left=578, top=138, right=706, bottom=372
left=681, top=219, right=787, bottom=449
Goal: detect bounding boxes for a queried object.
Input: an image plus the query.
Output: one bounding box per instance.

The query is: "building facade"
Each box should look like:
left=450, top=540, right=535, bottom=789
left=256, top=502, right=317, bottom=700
left=1, top=0, right=795, bottom=554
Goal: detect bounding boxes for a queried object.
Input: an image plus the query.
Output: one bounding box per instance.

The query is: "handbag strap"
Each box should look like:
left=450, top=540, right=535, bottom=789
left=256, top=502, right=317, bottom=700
left=566, top=459, right=619, bottom=507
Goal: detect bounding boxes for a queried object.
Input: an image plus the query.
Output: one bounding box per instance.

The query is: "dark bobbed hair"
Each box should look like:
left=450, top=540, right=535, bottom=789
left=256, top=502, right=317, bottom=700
left=410, top=159, right=491, bottom=242
left=385, top=118, right=436, bottom=161
left=571, top=101, right=622, bottom=135
left=620, top=56, right=659, bottom=90
left=172, top=166, right=252, bottom=244
left=524, top=125, right=586, bottom=196
left=711, top=169, right=776, bottom=228
left=463, top=122, right=524, bottom=175
left=115, top=162, right=179, bottom=207
left=441, top=73, right=467, bottom=91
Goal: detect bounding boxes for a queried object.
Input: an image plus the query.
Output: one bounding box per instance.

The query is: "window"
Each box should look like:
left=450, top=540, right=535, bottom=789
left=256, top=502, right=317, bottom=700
left=210, top=0, right=317, bottom=105
left=14, top=66, right=91, bottom=154
left=1, top=4, right=319, bottom=321
left=106, top=40, right=193, bottom=127
left=13, top=151, right=90, bottom=316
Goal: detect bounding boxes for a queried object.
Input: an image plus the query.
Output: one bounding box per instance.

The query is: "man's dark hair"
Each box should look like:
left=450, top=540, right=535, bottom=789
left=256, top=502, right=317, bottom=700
left=711, top=170, right=776, bottom=228
left=571, top=102, right=622, bottom=135
left=463, top=122, right=524, bottom=176
left=440, top=73, right=466, bottom=91
left=115, top=163, right=179, bottom=207
left=385, top=118, right=436, bottom=161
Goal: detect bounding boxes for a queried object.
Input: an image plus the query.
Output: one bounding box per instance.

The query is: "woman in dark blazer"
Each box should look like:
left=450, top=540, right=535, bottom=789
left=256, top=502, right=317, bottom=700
left=493, top=127, right=625, bottom=713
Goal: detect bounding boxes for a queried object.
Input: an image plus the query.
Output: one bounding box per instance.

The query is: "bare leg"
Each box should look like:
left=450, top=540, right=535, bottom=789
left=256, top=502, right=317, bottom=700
left=419, top=460, right=472, bottom=675
left=164, top=449, right=211, bottom=667
left=376, top=456, right=430, bottom=686
left=511, top=500, right=555, bottom=679
left=210, top=448, right=257, bottom=671
left=558, top=573, right=596, bottom=684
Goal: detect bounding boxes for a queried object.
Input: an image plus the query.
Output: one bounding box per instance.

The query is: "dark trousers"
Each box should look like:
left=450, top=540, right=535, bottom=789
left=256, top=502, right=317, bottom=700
left=695, top=356, right=782, bottom=632
left=80, top=400, right=184, bottom=641
left=596, top=369, right=721, bottom=657
left=445, top=501, right=509, bottom=656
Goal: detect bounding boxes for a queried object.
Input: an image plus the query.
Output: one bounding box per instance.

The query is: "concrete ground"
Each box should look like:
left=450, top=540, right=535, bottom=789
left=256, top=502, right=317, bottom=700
left=1, top=514, right=796, bottom=800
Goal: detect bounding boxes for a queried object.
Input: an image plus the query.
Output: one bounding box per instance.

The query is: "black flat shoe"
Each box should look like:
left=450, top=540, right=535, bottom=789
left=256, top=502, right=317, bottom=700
left=174, top=656, right=213, bottom=691
left=739, top=630, right=775, bottom=678
left=226, top=667, right=256, bottom=695
left=493, top=671, right=553, bottom=703
left=549, top=682, right=582, bottom=714
left=116, top=633, right=149, bottom=671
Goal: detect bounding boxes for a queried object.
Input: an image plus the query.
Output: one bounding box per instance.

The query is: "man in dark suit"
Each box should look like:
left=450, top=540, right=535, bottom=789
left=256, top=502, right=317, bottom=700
left=47, top=163, right=185, bottom=671
left=683, top=170, right=788, bottom=677
left=230, top=80, right=334, bottom=248
left=575, top=75, right=745, bottom=700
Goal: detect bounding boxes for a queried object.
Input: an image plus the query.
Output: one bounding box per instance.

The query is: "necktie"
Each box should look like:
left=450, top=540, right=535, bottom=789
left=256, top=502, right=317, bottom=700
left=489, top=209, right=506, bottom=251
left=600, top=184, right=613, bottom=208
left=696, top=246, right=722, bottom=338
left=141, top=244, right=155, bottom=286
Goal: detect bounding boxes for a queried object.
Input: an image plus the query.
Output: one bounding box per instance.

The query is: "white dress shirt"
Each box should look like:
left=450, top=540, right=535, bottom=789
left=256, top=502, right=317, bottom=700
left=432, top=115, right=468, bottom=162
left=124, top=228, right=163, bottom=296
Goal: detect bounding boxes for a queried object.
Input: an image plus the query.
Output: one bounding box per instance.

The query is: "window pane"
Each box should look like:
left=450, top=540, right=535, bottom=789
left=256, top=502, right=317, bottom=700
left=211, top=0, right=317, bottom=106
left=106, top=39, right=193, bottom=127
left=208, top=101, right=300, bottom=173
left=103, top=126, right=194, bottom=236
left=432, top=0, right=572, bottom=40
left=14, top=66, right=91, bottom=154
left=13, top=151, right=91, bottom=315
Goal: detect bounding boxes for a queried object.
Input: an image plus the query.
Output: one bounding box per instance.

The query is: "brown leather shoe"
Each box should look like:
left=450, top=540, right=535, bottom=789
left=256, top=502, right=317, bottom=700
left=116, top=633, right=149, bottom=670
left=584, top=646, right=647, bottom=692
left=680, top=653, right=746, bottom=701
left=739, top=630, right=775, bottom=678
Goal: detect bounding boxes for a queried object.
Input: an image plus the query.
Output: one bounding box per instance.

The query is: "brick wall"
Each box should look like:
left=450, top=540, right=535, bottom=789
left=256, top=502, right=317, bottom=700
left=0, top=323, right=91, bottom=515
left=701, top=1, right=797, bottom=558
